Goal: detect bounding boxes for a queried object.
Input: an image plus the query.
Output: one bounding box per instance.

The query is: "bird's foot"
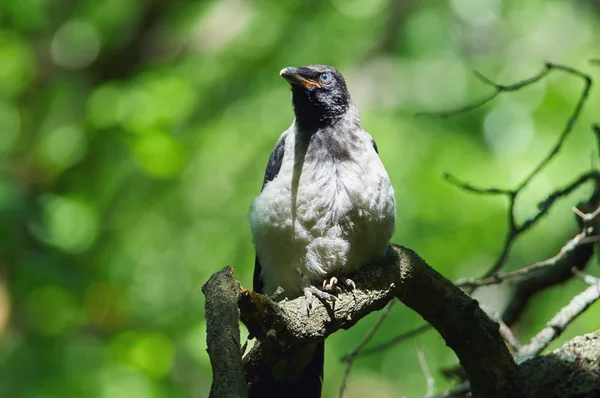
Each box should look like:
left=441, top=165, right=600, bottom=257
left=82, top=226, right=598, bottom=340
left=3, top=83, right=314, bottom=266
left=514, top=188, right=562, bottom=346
left=322, top=276, right=356, bottom=292
left=322, top=276, right=339, bottom=291
left=270, top=286, right=285, bottom=301
left=341, top=276, right=356, bottom=290
left=302, top=285, right=338, bottom=315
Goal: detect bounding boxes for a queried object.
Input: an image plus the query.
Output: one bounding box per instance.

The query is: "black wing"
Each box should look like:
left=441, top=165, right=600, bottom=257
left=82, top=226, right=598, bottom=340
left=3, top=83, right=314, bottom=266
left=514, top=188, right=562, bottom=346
left=253, top=132, right=288, bottom=293
left=260, top=132, right=287, bottom=191
left=372, top=138, right=379, bottom=154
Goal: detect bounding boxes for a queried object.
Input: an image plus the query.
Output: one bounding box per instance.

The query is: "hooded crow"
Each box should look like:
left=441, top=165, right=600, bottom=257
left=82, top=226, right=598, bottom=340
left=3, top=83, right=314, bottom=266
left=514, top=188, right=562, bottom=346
left=249, top=65, right=396, bottom=397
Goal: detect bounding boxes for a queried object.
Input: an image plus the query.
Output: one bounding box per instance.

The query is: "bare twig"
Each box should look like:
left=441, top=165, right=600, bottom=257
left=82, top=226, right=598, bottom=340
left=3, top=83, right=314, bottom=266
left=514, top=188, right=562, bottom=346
left=444, top=173, right=513, bottom=196
left=481, top=170, right=599, bottom=281
left=366, top=63, right=595, bottom=374
left=516, top=65, right=592, bottom=191
left=516, top=279, right=600, bottom=364
left=520, top=172, right=600, bottom=234
left=431, top=381, right=470, bottom=398
left=572, top=205, right=600, bottom=221
left=578, top=235, right=600, bottom=244
left=418, top=63, right=590, bottom=121
left=356, top=323, right=432, bottom=357
left=339, top=299, right=396, bottom=398
left=431, top=63, right=593, bottom=282
left=417, top=64, right=598, bottom=396
left=457, top=225, right=593, bottom=289
left=499, top=321, right=522, bottom=353
left=571, top=267, right=600, bottom=285
left=457, top=199, right=600, bottom=289
left=503, top=180, right=600, bottom=325
left=417, top=346, right=435, bottom=396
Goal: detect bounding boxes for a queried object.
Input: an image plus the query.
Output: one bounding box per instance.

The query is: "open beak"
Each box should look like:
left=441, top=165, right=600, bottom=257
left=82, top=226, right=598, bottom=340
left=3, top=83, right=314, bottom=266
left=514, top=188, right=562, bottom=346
left=280, top=67, right=321, bottom=89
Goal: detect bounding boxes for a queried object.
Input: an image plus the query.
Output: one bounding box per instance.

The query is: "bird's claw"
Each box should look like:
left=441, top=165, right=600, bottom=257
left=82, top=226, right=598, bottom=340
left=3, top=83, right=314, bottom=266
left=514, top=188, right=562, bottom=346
left=342, top=277, right=356, bottom=290
left=323, top=276, right=338, bottom=291
left=322, top=276, right=356, bottom=292
left=302, top=277, right=356, bottom=316
left=302, top=285, right=338, bottom=315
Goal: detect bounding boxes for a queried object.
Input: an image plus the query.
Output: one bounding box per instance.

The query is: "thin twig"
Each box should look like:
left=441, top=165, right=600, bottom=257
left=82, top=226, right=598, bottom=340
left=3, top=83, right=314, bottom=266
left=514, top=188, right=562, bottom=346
left=572, top=267, right=600, bottom=285
left=572, top=205, right=600, bottom=222
left=419, top=63, right=590, bottom=121
left=499, top=321, right=522, bottom=353
left=356, top=323, right=432, bottom=357
left=502, top=196, right=600, bottom=325
left=431, top=381, right=470, bottom=398
left=457, top=220, right=594, bottom=289
left=578, top=235, right=600, bottom=244
left=417, top=346, right=435, bottom=396
left=459, top=202, right=600, bottom=289
left=435, top=63, right=593, bottom=281
left=420, top=61, right=597, bottom=398
left=516, top=278, right=600, bottom=364
left=516, top=64, right=592, bottom=191
left=339, top=299, right=396, bottom=398
left=444, top=173, right=513, bottom=196
left=479, top=303, right=522, bottom=353
left=517, top=172, right=600, bottom=235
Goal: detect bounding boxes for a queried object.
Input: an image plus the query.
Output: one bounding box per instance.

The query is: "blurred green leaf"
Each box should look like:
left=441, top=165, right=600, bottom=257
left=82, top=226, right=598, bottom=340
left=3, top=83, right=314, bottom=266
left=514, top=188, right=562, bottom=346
left=41, top=195, right=99, bottom=253
left=131, top=131, right=187, bottom=178
left=26, top=285, right=83, bottom=336
left=0, top=31, right=35, bottom=96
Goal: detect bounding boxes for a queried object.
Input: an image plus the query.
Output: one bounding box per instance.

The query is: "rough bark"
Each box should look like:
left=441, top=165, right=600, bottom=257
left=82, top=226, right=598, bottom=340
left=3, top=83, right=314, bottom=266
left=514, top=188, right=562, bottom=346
left=520, top=330, right=600, bottom=398
left=203, top=245, right=600, bottom=398
left=202, top=267, right=247, bottom=398
left=239, top=245, right=528, bottom=397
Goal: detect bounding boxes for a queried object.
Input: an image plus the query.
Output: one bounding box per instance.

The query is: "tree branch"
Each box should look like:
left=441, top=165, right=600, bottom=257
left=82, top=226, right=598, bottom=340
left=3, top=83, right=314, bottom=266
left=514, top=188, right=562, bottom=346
left=203, top=245, right=600, bottom=398
left=238, top=245, right=528, bottom=398
left=456, top=222, right=594, bottom=289
left=516, top=279, right=600, bottom=364
left=427, top=63, right=593, bottom=285
left=434, top=329, right=600, bottom=398
left=202, top=267, right=247, bottom=398
left=518, top=330, right=600, bottom=398
left=352, top=323, right=432, bottom=357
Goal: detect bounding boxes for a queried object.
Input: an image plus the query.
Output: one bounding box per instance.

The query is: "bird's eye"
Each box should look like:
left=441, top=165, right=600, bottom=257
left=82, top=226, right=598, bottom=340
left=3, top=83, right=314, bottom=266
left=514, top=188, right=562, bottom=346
left=320, top=73, right=332, bottom=85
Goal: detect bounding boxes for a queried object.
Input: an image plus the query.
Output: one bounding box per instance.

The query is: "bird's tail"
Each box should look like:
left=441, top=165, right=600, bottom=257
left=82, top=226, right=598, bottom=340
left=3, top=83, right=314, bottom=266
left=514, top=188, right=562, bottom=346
left=248, top=341, right=324, bottom=398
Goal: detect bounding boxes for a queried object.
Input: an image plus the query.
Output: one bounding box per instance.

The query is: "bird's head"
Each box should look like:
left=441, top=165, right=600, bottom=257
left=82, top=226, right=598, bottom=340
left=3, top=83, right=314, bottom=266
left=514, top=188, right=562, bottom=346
left=280, top=65, right=351, bottom=130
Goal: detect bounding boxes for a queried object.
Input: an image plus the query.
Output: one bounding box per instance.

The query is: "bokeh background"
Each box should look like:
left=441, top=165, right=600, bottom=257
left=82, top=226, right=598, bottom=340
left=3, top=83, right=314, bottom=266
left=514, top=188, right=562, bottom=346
left=1, top=0, right=600, bottom=397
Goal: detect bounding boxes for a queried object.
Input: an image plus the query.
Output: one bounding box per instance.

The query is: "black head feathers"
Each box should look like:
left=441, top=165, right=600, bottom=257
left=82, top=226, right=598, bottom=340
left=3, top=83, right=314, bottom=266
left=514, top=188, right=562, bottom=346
left=280, top=65, right=351, bottom=130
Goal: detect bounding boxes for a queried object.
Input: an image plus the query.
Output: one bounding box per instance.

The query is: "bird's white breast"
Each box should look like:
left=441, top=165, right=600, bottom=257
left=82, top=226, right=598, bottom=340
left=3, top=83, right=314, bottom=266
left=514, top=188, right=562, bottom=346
left=250, top=126, right=396, bottom=297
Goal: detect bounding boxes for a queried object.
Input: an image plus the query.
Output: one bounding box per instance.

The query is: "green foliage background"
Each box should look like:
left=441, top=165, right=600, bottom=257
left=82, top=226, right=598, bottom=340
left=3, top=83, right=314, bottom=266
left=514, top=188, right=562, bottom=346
left=0, top=0, right=599, bottom=397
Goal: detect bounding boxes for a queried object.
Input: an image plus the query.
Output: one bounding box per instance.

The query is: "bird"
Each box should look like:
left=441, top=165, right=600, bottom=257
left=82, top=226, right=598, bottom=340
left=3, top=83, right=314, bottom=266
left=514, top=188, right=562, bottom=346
left=248, top=65, right=396, bottom=397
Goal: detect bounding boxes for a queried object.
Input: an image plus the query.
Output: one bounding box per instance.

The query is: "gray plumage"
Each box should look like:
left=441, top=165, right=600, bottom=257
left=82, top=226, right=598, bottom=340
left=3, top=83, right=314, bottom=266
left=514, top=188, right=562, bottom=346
left=248, top=65, right=396, bottom=398
left=250, top=66, right=396, bottom=297
left=250, top=105, right=396, bottom=297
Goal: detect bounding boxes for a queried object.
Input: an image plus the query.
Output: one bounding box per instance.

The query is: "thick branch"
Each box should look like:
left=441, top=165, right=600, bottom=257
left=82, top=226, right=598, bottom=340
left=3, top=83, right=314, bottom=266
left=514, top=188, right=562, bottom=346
left=240, top=245, right=528, bottom=398
left=435, top=330, right=600, bottom=398
left=202, top=267, right=247, bottom=398
left=519, top=330, right=600, bottom=398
